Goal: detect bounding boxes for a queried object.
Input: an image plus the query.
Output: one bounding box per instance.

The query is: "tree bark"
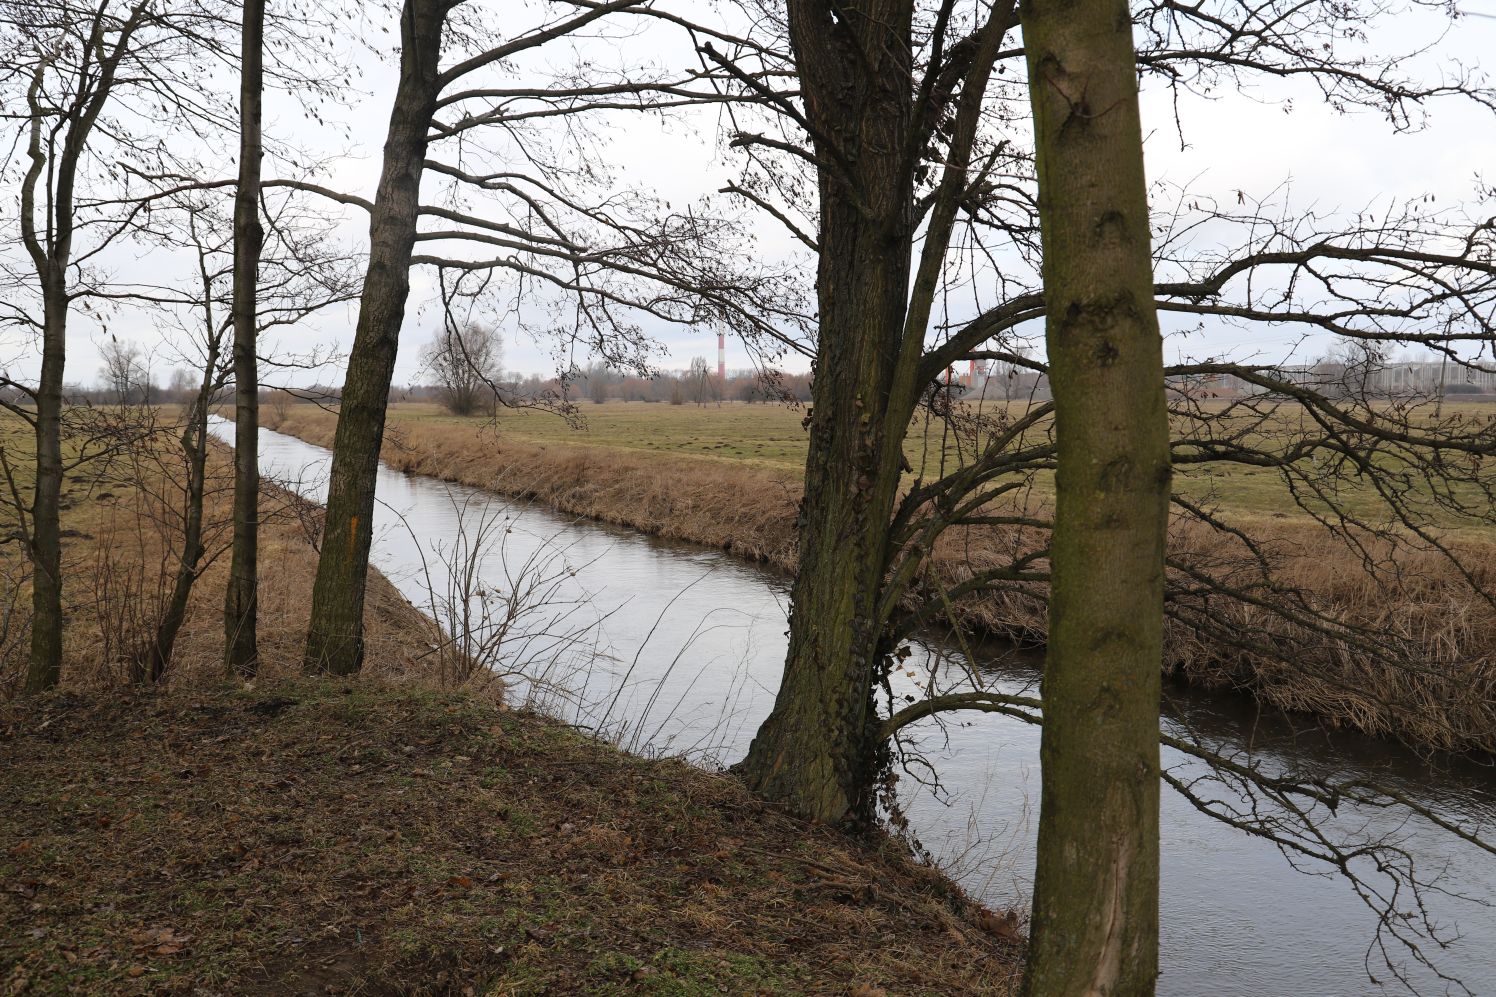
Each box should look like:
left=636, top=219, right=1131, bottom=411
left=1019, top=1, right=1169, bottom=992
left=733, top=0, right=917, bottom=825
left=145, top=360, right=217, bottom=682
left=304, top=0, right=445, bottom=674
left=26, top=275, right=67, bottom=694
left=19, top=26, right=111, bottom=692
left=224, top=0, right=266, bottom=677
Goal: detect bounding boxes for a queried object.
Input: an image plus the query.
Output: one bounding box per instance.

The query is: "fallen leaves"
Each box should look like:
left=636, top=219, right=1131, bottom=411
left=1, top=683, right=1020, bottom=995
left=975, top=905, right=1025, bottom=945
left=130, top=925, right=193, bottom=958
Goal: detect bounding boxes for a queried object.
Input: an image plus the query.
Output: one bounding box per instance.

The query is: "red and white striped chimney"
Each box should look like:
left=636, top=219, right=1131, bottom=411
left=717, top=332, right=726, bottom=382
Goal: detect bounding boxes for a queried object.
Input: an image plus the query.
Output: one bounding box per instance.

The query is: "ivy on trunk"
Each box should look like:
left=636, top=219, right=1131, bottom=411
left=735, top=0, right=1015, bottom=825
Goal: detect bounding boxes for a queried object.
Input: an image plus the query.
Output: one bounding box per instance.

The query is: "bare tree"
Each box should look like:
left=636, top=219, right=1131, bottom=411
left=141, top=205, right=234, bottom=683
left=167, top=366, right=195, bottom=398
left=588, top=375, right=609, bottom=405
left=142, top=194, right=352, bottom=682
left=223, top=0, right=266, bottom=678
left=58, top=186, right=351, bottom=685
left=98, top=337, right=148, bottom=405
left=676, top=1, right=1496, bottom=985
left=713, top=0, right=1021, bottom=825
left=687, top=355, right=717, bottom=406
left=264, top=388, right=294, bottom=425
left=0, top=0, right=339, bottom=690
left=302, top=0, right=807, bottom=674
left=699, top=0, right=1496, bottom=790
left=420, top=322, right=503, bottom=416
left=1, top=0, right=174, bottom=692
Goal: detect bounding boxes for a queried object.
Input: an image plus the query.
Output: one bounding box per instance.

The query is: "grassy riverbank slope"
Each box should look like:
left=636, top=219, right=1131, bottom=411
left=0, top=411, right=430, bottom=696
left=1, top=682, right=1021, bottom=994
left=264, top=402, right=1496, bottom=755
left=0, top=413, right=1021, bottom=994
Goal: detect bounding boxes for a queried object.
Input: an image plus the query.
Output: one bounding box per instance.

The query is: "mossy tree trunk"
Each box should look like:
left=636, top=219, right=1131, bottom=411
left=1019, top=0, right=1170, bottom=992
left=224, top=0, right=266, bottom=678
left=733, top=0, right=920, bottom=825
left=303, top=0, right=445, bottom=674
left=734, top=0, right=1014, bottom=826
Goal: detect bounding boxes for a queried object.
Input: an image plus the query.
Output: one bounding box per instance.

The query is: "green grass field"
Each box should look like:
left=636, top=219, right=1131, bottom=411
left=466, top=400, right=817, bottom=468
left=389, top=399, right=1042, bottom=477
left=378, top=399, right=1496, bottom=534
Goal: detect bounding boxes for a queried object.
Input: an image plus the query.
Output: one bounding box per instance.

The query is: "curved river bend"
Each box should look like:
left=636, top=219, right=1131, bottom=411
left=213, top=419, right=1496, bottom=995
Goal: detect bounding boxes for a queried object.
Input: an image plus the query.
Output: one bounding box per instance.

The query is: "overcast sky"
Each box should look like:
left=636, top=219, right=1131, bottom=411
left=6, top=0, right=1496, bottom=389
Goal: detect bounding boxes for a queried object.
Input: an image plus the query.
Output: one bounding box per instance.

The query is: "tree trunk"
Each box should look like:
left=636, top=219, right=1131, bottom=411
left=145, top=394, right=212, bottom=681
left=25, top=277, right=67, bottom=694
left=16, top=4, right=144, bottom=694
left=304, top=0, right=444, bottom=674
left=1020, top=1, right=1170, bottom=993
left=734, top=0, right=916, bottom=825
left=733, top=235, right=910, bottom=820
left=223, top=0, right=266, bottom=677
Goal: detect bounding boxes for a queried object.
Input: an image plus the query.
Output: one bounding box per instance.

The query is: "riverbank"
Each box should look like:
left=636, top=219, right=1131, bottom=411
left=0, top=411, right=432, bottom=696
left=264, top=403, right=1496, bottom=755
left=0, top=682, right=1021, bottom=994
left=0, top=413, right=1022, bottom=993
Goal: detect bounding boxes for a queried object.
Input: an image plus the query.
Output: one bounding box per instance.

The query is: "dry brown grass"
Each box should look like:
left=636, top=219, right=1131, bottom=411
left=1164, top=521, right=1496, bottom=750
left=267, top=405, right=1496, bottom=755
left=63, top=496, right=435, bottom=691
left=0, top=680, right=1021, bottom=994
left=0, top=416, right=437, bottom=698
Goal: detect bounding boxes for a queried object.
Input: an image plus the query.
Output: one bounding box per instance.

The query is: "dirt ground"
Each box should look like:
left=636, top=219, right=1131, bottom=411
left=1, top=681, right=1021, bottom=995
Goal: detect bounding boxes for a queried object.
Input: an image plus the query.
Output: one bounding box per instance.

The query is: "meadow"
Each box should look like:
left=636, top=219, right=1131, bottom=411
left=372, top=398, right=1496, bottom=533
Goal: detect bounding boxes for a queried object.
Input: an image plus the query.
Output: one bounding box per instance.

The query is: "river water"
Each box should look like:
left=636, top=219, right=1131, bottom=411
left=213, top=419, right=1496, bottom=995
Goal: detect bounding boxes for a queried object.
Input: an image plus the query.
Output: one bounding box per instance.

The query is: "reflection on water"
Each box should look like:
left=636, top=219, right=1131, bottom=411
left=213, top=418, right=1496, bottom=996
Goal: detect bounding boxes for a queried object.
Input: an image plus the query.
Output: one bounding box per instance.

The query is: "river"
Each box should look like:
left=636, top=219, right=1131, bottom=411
left=212, top=418, right=1496, bottom=995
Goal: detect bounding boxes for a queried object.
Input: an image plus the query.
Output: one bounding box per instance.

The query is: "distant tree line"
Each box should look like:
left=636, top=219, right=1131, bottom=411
left=555, top=363, right=814, bottom=406
left=410, top=324, right=815, bottom=414
left=406, top=364, right=812, bottom=414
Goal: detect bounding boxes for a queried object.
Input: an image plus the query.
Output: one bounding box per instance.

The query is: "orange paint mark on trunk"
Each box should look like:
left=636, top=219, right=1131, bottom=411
left=349, top=514, right=358, bottom=552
